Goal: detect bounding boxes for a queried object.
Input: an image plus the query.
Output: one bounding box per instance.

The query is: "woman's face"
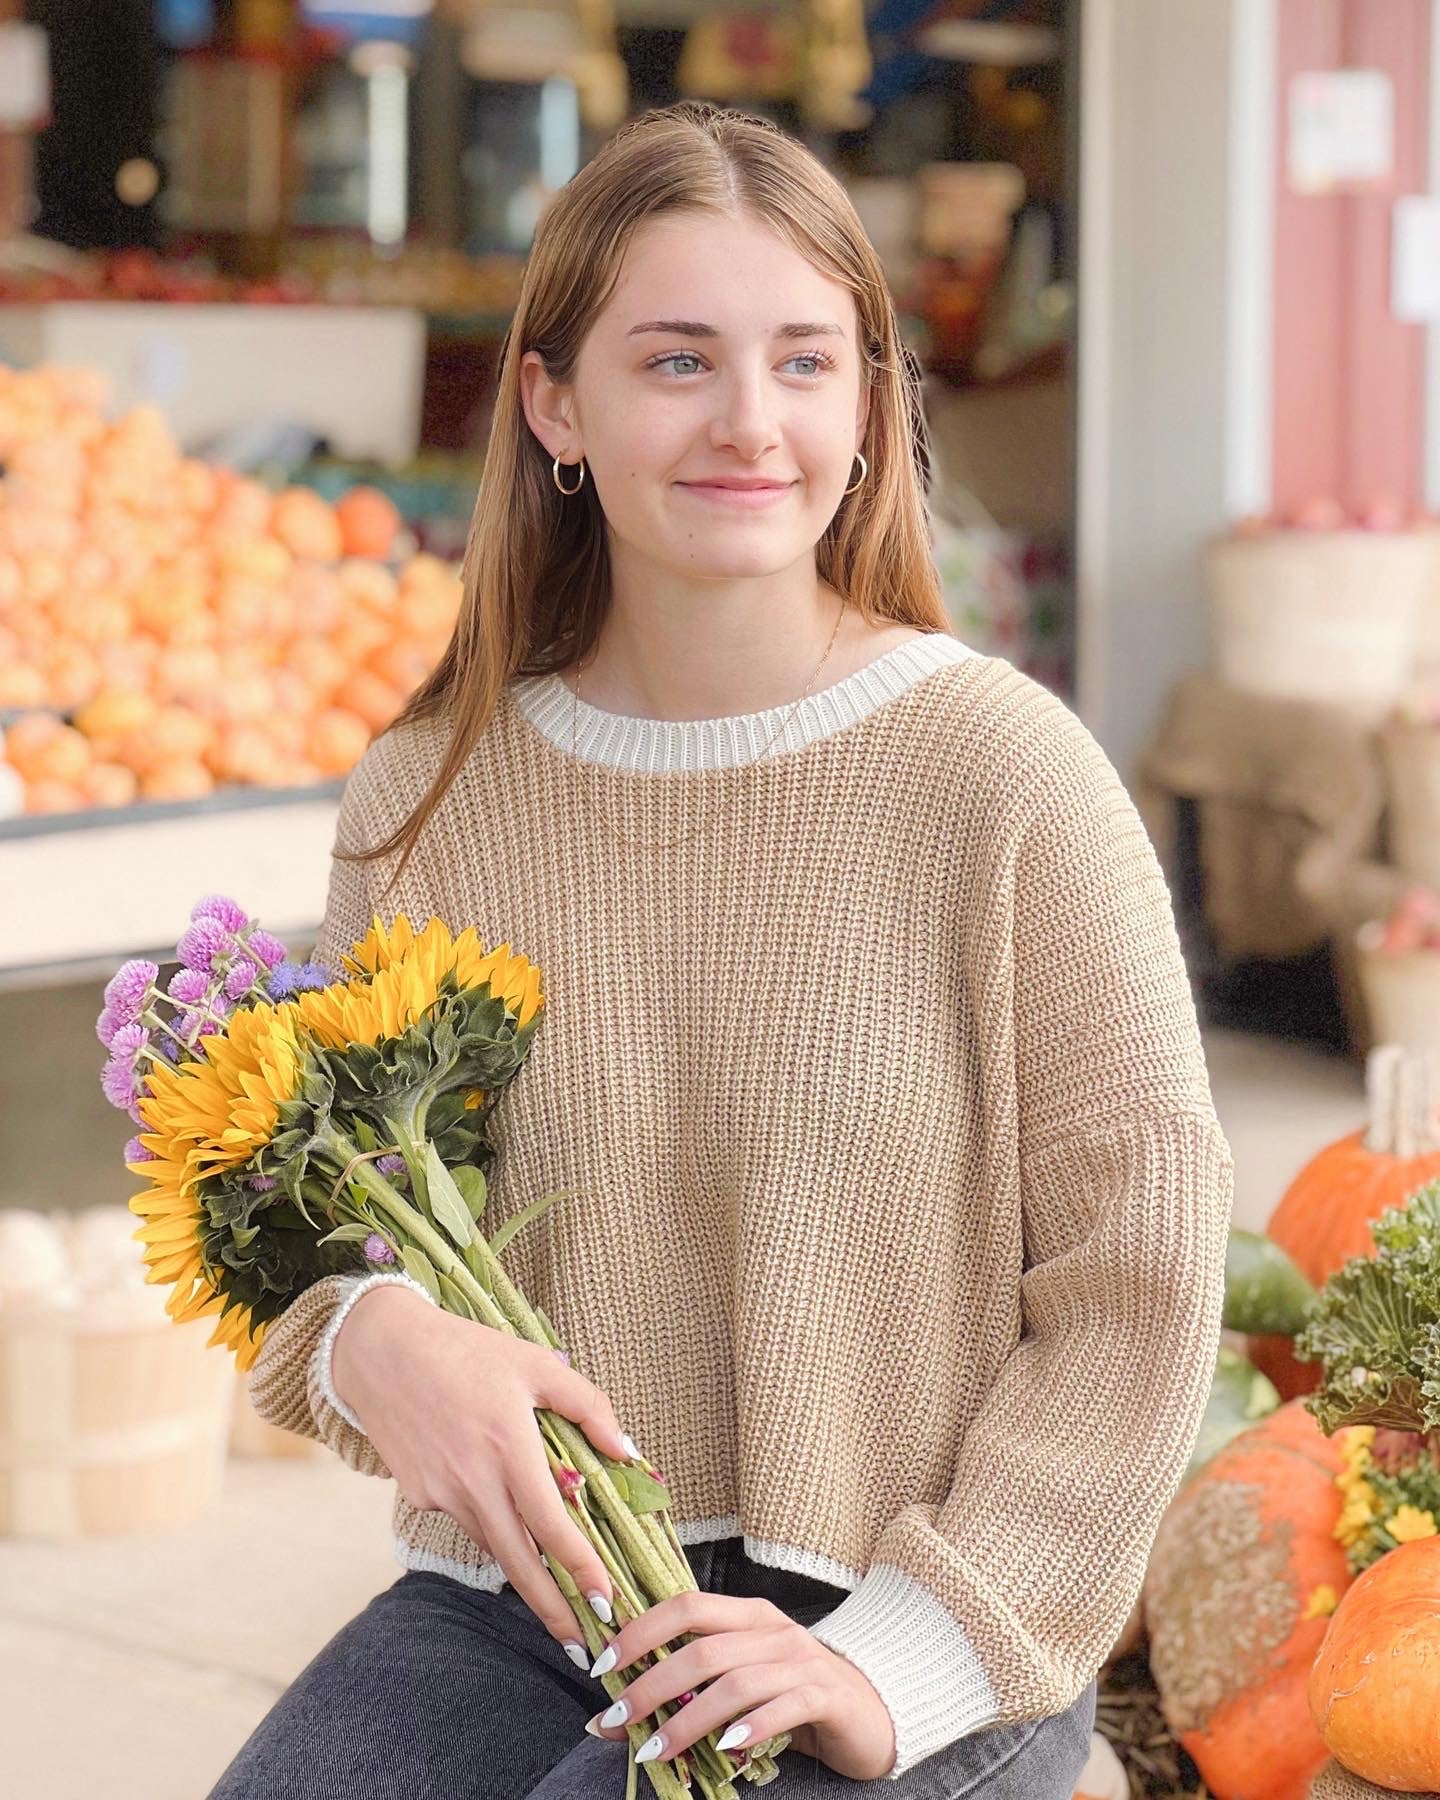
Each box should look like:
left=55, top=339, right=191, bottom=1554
left=524, top=210, right=870, bottom=582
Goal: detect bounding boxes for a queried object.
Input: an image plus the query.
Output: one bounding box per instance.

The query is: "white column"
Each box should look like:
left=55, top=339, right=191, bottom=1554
left=1076, top=0, right=1276, bottom=784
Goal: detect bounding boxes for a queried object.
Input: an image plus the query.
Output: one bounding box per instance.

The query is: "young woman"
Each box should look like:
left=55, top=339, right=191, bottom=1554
left=212, top=100, right=1234, bottom=1800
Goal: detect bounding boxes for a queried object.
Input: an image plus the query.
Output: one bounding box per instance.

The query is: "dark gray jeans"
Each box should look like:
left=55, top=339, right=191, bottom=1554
left=208, top=1534, right=1096, bottom=1798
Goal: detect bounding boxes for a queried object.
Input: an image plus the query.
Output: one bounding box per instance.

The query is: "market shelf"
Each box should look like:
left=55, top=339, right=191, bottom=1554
left=0, top=780, right=343, bottom=991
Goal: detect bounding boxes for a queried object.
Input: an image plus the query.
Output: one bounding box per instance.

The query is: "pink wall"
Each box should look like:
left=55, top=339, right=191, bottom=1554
left=1272, top=0, right=1430, bottom=517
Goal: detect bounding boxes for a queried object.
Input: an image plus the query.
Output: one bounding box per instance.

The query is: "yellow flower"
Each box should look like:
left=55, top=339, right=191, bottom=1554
left=1334, top=1482, right=1380, bottom=1549
left=323, top=913, right=545, bottom=1032
left=1385, top=1505, right=1438, bottom=1544
left=125, top=913, right=545, bottom=1370
left=1302, top=1584, right=1339, bottom=1620
left=127, top=997, right=312, bottom=1367
left=293, top=914, right=543, bottom=1056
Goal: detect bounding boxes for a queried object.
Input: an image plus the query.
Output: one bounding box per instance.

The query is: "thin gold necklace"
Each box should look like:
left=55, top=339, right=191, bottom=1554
left=568, top=597, right=846, bottom=851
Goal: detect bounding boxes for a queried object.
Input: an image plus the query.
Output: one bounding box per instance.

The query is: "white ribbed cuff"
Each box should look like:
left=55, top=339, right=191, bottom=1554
left=806, top=1562, right=999, bottom=1779
left=313, top=1269, right=438, bottom=1433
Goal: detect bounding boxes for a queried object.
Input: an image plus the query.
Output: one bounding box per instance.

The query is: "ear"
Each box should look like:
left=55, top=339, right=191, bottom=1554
left=519, top=349, right=579, bottom=461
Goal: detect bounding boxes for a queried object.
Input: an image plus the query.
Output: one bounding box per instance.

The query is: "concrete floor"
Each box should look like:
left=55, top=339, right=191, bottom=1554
left=1, top=1024, right=1369, bottom=1799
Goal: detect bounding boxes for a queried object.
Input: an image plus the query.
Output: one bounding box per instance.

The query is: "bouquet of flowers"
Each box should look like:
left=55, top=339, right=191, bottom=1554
left=98, top=894, right=789, bottom=1797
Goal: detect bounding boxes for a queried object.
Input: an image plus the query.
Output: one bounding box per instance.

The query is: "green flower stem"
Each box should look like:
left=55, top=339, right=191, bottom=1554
left=324, top=1129, right=774, bottom=1792
left=337, top=1152, right=512, bottom=1335
left=382, top=1111, right=556, bottom=1353
left=140, top=1006, right=194, bottom=1057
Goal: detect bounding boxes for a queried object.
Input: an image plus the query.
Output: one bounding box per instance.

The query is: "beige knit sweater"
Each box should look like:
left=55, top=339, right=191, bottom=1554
left=248, top=630, right=1235, bottom=1780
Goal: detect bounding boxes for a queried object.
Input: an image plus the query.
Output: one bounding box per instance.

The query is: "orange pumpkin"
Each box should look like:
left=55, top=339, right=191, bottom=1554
left=1144, top=1401, right=1353, bottom=1800
left=1251, top=1046, right=1440, bottom=1399
left=1309, top=1536, right=1440, bottom=1791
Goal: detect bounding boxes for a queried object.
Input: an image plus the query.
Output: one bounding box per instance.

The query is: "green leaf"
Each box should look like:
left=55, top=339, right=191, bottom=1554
left=353, top=1117, right=377, bottom=1153
left=437, top=1271, right=477, bottom=1320
left=490, top=1187, right=577, bottom=1260
left=318, top=1222, right=375, bottom=1246
left=599, top=1459, right=671, bottom=1515
left=462, top=1240, right=494, bottom=1292
left=1223, top=1228, right=1317, bottom=1336
left=453, top=1164, right=487, bottom=1222
left=400, top=1246, right=442, bottom=1304
left=425, top=1141, right=477, bottom=1251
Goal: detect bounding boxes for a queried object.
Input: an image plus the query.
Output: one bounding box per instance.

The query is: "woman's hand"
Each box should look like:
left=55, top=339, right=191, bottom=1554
left=331, top=1285, right=634, bottom=1653
left=585, top=1588, right=898, bottom=1780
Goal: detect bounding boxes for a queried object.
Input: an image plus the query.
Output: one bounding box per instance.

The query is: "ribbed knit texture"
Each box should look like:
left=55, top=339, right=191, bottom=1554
left=247, top=629, right=1235, bottom=1780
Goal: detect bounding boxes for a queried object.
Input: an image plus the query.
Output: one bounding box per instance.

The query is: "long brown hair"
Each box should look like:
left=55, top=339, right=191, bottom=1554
left=354, top=98, right=950, bottom=893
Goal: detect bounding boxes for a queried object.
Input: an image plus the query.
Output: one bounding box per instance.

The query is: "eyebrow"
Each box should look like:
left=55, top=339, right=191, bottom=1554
left=624, top=319, right=845, bottom=340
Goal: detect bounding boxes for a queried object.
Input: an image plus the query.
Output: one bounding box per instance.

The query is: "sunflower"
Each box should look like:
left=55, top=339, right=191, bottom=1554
left=310, top=913, right=545, bottom=1033
left=128, top=998, right=310, bottom=1367
left=126, top=913, right=546, bottom=1369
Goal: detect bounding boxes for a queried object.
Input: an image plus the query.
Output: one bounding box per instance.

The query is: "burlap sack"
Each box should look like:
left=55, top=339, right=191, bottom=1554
left=1133, top=672, right=1390, bottom=963
left=1310, top=1758, right=1440, bottom=1799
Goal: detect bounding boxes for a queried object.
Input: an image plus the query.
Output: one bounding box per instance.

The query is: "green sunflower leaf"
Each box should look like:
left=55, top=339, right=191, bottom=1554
left=400, top=1245, right=442, bottom=1303
left=425, top=1141, right=477, bottom=1251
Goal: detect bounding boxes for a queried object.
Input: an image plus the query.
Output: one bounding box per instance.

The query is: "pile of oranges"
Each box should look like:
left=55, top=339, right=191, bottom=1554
left=0, top=363, right=464, bottom=816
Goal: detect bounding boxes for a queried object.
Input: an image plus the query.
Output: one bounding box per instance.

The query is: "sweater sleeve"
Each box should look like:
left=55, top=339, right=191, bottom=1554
left=243, top=745, right=437, bottom=1472
left=806, top=693, right=1235, bottom=1779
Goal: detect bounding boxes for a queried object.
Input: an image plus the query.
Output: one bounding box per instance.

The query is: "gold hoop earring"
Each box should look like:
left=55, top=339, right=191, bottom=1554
left=843, top=451, right=868, bottom=495
left=553, top=453, right=586, bottom=495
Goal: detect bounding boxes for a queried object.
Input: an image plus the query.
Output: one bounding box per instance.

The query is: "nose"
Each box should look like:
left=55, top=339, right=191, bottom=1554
left=708, top=365, right=782, bottom=461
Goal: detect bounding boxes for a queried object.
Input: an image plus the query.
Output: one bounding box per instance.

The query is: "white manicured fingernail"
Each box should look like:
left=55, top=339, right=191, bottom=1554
left=591, top=1644, right=617, bottom=1677
left=587, top=1590, right=613, bottom=1623
left=600, top=1699, right=629, bottom=1726
left=621, top=1433, right=641, bottom=1460
left=562, top=1641, right=589, bottom=1670
left=584, top=1713, right=605, bottom=1737
left=717, top=1723, right=751, bottom=1752
left=635, top=1733, right=665, bottom=1764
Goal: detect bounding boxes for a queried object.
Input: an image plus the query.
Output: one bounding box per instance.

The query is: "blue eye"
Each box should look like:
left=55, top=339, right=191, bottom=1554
left=644, top=350, right=837, bottom=380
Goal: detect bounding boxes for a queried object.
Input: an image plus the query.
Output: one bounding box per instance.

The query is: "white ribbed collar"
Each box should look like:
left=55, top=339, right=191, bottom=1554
left=505, top=631, right=978, bottom=771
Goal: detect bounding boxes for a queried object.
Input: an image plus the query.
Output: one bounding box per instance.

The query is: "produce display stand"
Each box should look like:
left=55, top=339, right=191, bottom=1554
left=0, top=780, right=341, bottom=993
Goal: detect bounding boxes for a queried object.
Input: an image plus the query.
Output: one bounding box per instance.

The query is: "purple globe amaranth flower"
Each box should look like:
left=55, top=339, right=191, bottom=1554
left=363, top=1233, right=397, bottom=1265
left=101, top=1054, right=141, bottom=1109
left=108, top=1020, right=150, bottom=1064
left=176, top=917, right=233, bottom=974
left=247, top=1173, right=278, bottom=1191
left=123, top=1134, right=156, bottom=1163
left=178, top=1008, right=224, bottom=1046
left=190, top=894, right=251, bottom=934
left=246, top=928, right=288, bottom=971
left=166, top=966, right=210, bottom=1005
left=128, top=1101, right=145, bottom=1125
left=95, top=1004, right=123, bottom=1048
left=224, top=959, right=260, bottom=1002
left=102, top=958, right=158, bottom=1024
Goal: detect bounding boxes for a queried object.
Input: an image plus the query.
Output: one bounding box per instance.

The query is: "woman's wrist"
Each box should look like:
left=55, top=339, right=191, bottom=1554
left=329, top=1279, right=437, bottom=1417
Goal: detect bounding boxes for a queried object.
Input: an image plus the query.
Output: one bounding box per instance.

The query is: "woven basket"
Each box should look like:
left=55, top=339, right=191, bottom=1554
left=1413, top=521, right=1440, bottom=677
left=0, top=1298, right=235, bottom=1537
left=1354, top=932, right=1440, bottom=1056
left=1207, top=532, right=1433, bottom=720
left=1380, top=718, right=1440, bottom=889
left=1311, top=1758, right=1440, bottom=1798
